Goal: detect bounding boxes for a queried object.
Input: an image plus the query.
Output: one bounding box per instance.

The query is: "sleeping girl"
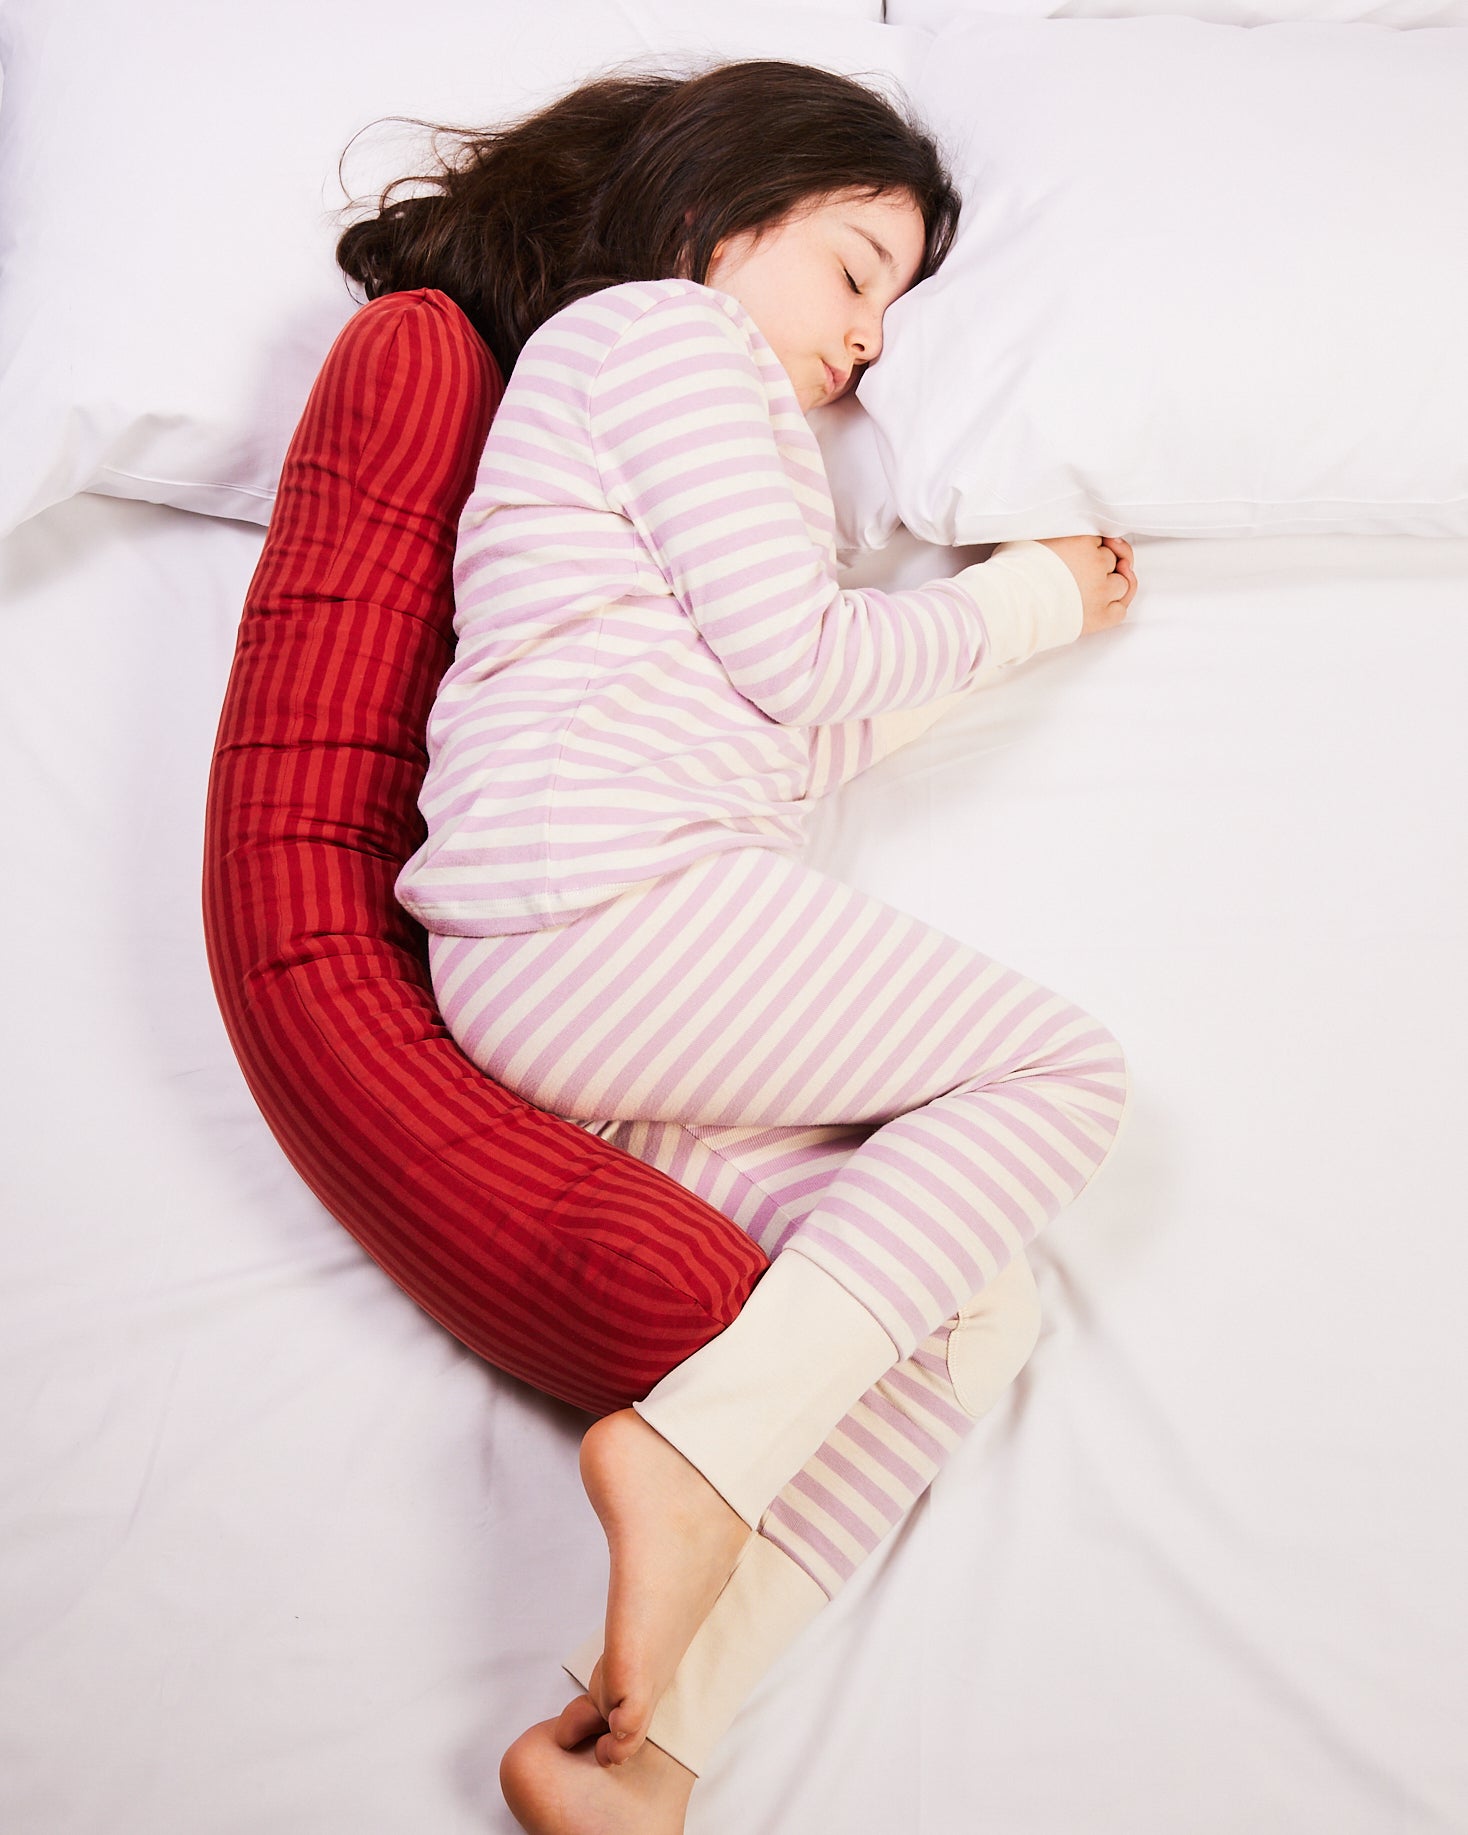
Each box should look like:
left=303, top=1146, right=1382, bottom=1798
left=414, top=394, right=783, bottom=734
left=342, top=57, right=1135, bottom=1834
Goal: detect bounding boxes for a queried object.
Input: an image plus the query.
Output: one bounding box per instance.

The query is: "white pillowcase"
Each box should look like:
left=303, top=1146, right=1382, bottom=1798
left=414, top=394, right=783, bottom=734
left=808, top=400, right=904, bottom=560
left=860, top=16, right=1468, bottom=542
left=0, top=0, right=917, bottom=541
left=889, top=0, right=1468, bottom=26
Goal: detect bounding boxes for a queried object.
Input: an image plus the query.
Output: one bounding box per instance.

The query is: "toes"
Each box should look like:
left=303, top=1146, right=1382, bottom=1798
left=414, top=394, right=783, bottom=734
left=595, top=1726, right=643, bottom=1768
left=597, top=1696, right=649, bottom=1766
left=552, top=1692, right=607, bottom=1750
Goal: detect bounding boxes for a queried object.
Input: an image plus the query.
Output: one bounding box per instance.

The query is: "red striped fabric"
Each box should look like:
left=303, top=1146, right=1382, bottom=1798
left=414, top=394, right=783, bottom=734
left=202, top=289, right=767, bottom=1416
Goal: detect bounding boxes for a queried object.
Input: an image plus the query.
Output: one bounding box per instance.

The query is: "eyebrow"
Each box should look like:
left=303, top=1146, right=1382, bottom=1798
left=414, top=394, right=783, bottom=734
left=844, top=224, right=896, bottom=269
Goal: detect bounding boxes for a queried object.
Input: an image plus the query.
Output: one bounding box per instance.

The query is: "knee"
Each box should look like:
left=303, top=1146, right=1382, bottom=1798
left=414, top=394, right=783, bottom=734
left=1072, top=1003, right=1128, bottom=1086
left=1064, top=1010, right=1130, bottom=1172
left=1098, top=1030, right=1131, bottom=1148
left=944, top=1255, right=1043, bottom=1420
left=1013, top=999, right=1129, bottom=1102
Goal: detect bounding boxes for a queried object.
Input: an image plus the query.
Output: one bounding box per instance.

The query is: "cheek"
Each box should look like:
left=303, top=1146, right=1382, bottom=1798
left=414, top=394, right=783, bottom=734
left=783, top=267, right=842, bottom=348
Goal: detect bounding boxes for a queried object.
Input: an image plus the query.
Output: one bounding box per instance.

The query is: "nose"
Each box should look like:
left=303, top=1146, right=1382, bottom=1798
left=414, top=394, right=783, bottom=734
left=847, top=301, right=883, bottom=366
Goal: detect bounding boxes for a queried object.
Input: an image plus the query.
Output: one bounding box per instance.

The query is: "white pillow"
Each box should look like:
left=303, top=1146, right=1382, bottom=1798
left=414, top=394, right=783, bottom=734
left=0, top=0, right=919, bottom=540
left=860, top=16, right=1468, bottom=542
left=889, top=0, right=1468, bottom=26
left=808, top=399, right=903, bottom=560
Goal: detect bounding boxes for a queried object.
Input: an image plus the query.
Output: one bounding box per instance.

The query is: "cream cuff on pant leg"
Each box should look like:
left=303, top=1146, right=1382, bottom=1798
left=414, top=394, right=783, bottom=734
left=944, top=1253, right=1043, bottom=1418
left=561, top=1533, right=826, bottom=1778
left=632, top=1249, right=898, bottom=1530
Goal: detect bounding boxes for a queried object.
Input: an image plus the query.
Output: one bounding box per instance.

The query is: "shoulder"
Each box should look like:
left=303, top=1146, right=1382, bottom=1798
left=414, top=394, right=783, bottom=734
left=529, top=280, right=764, bottom=377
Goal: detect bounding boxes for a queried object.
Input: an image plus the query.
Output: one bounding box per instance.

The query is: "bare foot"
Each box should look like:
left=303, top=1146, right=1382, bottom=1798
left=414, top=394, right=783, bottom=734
left=579, top=1407, right=752, bottom=1766
left=499, top=1700, right=696, bottom=1834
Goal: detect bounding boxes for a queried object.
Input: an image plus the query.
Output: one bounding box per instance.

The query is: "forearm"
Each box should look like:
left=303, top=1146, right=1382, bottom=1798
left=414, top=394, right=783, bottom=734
left=809, top=541, right=1083, bottom=794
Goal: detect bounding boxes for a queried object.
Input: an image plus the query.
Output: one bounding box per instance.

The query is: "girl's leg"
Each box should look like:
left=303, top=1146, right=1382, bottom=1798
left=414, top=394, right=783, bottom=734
left=498, top=1263, right=1036, bottom=1833
left=555, top=1116, right=1043, bottom=1776
left=434, top=847, right=1126, bottom=1764
left=562, top=1271, right=1042, bottom=1778
left=579, top=1119, right=1044, bottom=1594
left=432, top=844, right=1127, bottom=1525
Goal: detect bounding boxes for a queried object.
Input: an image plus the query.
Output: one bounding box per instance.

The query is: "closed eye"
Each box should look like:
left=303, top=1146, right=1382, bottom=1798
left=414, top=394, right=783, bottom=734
left=843, top=268, right=862, bottom=296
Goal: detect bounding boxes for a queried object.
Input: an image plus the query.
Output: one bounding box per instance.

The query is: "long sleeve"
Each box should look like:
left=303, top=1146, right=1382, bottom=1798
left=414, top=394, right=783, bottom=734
left=589, top=293, right=1083, bottom=727
left=809, top=541, right=1085, bottom=795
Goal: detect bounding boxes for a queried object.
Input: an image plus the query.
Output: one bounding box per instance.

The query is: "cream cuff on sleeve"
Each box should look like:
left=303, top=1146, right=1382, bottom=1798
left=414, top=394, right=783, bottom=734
left=951, top=539, right=1085, bottom=665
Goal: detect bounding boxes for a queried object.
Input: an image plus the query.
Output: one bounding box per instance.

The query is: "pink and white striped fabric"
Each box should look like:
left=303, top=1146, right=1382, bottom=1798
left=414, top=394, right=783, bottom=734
left=395, top=279, right=1082, bottom=940
left=429, top=844, right=1128, bottom=1592
left=401, top=273, right=1110, bottom=1617
left=429, top=846, right=1127, bottom=1361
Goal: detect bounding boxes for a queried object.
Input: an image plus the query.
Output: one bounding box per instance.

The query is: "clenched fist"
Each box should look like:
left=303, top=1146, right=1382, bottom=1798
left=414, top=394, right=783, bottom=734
left=1038, top=536, right=1136, bottom=636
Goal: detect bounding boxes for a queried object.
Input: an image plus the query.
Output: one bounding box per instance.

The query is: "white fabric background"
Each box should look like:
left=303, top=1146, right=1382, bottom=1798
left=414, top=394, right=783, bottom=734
left=2, top=495, right=1465, bottom=1831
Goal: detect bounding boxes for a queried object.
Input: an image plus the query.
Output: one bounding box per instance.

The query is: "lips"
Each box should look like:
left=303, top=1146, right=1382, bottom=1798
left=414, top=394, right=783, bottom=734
left=823, top=361, right=848, bottom=401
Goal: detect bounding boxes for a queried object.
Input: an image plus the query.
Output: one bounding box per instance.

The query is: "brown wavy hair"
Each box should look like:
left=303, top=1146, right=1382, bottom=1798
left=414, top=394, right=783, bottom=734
left=336, top=61, right=960, bottom=378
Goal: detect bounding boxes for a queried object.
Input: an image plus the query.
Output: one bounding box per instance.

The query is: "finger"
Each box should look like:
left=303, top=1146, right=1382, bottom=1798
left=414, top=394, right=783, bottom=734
left=1108, top=547, right=1135, bottom=585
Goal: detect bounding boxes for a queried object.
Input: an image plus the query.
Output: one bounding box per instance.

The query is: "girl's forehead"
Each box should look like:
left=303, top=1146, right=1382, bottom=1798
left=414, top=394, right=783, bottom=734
left=802, top=191, right=927, bottom=273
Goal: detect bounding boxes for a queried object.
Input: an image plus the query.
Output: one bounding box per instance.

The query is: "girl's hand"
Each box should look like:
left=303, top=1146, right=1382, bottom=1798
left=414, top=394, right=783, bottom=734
left=1036, top=535, right=1136, bottom=636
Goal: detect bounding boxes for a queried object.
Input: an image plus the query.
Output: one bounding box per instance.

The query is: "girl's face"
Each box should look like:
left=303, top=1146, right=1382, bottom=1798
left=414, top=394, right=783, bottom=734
left=704, top=189, right=927, bottom=414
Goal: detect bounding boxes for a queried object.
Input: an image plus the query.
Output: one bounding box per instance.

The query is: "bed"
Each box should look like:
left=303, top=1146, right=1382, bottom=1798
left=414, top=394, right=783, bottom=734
left=3, top=2, right=1467, bottom=1832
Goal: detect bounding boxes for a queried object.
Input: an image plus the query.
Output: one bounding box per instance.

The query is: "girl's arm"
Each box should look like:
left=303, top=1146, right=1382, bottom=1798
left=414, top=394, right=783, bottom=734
left=807, top=540, right=1074, bottom=796
left=590, top=290, right=1082, bottom=727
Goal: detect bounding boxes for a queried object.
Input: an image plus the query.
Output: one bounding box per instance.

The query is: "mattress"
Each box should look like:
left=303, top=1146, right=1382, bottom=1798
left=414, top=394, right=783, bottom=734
left=2, top=492, right=1466, bottom=1831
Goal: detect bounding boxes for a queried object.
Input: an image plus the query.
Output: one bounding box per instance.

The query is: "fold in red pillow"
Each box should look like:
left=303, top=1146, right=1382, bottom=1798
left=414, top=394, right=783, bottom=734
left=203, top=289, right=767, bottom=1416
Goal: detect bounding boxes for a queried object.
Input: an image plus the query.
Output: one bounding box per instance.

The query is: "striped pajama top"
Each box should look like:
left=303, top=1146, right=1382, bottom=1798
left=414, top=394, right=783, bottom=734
left=395, top=279, right=1083, bottom=938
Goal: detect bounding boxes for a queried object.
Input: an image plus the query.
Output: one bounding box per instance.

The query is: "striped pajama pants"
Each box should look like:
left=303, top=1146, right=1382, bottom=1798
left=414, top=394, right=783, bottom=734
left=429, top=843, right=1129, bottom=1602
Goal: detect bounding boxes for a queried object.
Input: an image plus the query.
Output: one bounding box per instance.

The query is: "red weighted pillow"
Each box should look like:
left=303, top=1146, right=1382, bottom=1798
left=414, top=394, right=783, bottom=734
left=203, top=289, right=767, bottom=1416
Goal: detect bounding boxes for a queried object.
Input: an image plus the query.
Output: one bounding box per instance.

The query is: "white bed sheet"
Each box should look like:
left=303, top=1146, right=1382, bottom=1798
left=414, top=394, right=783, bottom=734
left=2, top=493, right=1466, bottom=1833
